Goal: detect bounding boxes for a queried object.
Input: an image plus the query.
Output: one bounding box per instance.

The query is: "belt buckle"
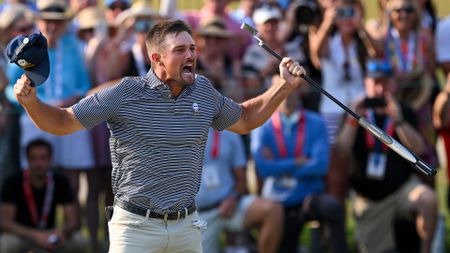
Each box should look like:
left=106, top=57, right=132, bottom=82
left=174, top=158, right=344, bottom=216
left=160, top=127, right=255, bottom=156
left=163, top=213, right=168, bottom=222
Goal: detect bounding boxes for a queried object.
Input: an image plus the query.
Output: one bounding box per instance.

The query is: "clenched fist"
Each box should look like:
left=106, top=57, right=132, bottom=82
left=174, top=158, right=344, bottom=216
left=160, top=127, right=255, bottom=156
left=14, top=74, right=37, bottom=105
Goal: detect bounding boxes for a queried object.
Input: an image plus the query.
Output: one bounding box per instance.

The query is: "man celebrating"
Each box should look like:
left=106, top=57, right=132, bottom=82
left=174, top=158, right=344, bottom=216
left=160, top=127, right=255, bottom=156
left=12, top=19, right=305, bottom=252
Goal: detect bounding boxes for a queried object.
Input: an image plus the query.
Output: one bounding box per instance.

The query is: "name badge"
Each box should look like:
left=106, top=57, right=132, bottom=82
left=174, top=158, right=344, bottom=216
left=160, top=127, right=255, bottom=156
left=203, top=165, right=221, bottom=188
left=366, top=152, right=387, bottom=180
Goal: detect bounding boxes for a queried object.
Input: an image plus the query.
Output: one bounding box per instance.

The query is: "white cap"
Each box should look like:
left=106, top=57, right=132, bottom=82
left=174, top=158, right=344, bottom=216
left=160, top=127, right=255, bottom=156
left=253, top=5, right=282, bottom=25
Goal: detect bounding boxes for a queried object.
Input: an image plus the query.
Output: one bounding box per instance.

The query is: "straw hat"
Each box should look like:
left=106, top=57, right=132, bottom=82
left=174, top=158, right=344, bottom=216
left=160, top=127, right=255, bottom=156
left=0, top=3, right=34, bottom=30
left=196, top=17, right=234, bottom=39
left=36, top=0, right=73, bottom=20
left=76, top=6, right=105, bottom=30
left=115, top=1, right=157, bottom=26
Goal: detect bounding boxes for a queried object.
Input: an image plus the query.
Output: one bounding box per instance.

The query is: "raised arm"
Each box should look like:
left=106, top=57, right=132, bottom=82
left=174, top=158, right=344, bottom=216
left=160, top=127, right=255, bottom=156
left=227, top=58, right=305, bottom=134
left=13, top=74, right=85, bottom=136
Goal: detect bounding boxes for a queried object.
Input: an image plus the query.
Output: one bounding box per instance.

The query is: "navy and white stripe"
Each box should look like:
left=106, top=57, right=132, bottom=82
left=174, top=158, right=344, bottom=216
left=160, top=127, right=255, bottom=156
left=72, top=70, right=242, bottom=213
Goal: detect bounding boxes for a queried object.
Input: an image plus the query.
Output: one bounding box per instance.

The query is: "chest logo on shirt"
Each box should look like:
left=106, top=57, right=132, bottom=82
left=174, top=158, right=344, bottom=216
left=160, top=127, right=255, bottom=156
left=192, top=103, right=199, bottom=113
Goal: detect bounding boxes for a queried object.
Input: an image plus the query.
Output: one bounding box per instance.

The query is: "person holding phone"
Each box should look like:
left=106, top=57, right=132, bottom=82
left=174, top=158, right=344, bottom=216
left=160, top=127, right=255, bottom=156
left=335, top=59, right=437, bottom=253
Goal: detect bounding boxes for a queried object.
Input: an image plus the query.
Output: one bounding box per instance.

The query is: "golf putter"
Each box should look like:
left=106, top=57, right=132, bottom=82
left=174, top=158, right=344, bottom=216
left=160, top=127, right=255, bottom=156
left=240, top=23, right=436, bottom=177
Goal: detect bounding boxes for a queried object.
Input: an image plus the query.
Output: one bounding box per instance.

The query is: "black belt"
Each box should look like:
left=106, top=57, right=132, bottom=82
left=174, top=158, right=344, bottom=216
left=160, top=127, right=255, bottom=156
left=115, top=198, right=196, bottom=220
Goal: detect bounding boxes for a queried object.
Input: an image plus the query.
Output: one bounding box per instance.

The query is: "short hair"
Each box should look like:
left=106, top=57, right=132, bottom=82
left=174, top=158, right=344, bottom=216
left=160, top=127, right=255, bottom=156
left=145, top=19, right=193, bottom=53
left=26, top=138, right=53, bottom=158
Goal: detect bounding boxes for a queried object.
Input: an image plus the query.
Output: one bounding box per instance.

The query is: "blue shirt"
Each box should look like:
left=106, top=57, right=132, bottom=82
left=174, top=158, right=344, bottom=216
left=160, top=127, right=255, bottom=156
left=6, top=32, right=91, bottom=107
left=251, top=109, right=329, bottom=206
left=196, top=128, right=246, bottom=208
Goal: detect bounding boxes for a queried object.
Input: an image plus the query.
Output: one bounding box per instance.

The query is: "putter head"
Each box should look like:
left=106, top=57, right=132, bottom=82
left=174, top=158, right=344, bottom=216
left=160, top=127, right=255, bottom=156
left=240, top=23, right=258, bottom=36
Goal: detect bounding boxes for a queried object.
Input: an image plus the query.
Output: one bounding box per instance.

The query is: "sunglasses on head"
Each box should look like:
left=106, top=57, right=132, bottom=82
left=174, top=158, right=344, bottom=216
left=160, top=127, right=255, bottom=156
left=393, top=6, right=415, bottom=14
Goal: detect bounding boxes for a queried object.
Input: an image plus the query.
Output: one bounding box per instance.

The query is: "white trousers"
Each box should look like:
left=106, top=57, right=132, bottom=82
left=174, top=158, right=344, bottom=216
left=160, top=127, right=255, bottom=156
left=108, top=206, right=202, bottom=253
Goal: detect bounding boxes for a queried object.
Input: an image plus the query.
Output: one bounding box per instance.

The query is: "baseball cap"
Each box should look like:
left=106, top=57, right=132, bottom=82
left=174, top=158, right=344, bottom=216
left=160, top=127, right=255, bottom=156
left=6, top=33, right=50, bottom=87
left=366, top=59, right=393, bottom=79
left=253, top=5, right=282, bottom=25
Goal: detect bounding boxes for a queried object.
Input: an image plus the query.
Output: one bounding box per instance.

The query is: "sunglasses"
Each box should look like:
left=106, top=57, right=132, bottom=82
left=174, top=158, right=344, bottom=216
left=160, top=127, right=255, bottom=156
left=393, top=6, right=415, bottom=14
left=343, top=61, right=352, bottom=81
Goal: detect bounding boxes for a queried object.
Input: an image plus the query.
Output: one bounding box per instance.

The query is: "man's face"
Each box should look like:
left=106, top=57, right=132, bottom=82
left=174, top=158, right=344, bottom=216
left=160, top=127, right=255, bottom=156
left=27, top=146, right=51, bottom=178
left=158, top=31, right=197, bottom=86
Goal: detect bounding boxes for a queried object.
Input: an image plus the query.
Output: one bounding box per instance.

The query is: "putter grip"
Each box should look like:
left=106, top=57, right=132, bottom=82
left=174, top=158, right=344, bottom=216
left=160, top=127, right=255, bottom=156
left=414, top=157, right=436, bottom=176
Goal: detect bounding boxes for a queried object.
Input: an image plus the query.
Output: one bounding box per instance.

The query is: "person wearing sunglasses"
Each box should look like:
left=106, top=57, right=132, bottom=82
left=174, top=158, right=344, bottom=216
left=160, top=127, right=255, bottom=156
left=384, top=0, right=438, bottom=182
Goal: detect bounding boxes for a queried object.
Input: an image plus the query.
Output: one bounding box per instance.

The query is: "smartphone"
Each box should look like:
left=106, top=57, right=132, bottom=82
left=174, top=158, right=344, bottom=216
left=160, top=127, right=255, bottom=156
left=363, top=97, right=387, bottom=108
left=337, top=7, right=355, bottom=19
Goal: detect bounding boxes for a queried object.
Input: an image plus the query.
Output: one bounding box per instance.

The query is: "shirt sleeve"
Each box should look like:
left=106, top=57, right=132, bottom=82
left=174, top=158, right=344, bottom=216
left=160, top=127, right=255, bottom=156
left=211, top=86, right=242, bottom=131
left=72, top=79, right=126, bottom=129
left=436, top=17, right=450, bottom=63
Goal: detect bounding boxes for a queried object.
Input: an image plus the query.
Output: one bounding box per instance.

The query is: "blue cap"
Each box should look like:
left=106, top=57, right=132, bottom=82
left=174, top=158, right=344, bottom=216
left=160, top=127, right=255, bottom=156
left=105, top=0, right=130, bottom=8
left=366, top=59, right=393, bottom=79
left=6, top=32, right=50, bottom=87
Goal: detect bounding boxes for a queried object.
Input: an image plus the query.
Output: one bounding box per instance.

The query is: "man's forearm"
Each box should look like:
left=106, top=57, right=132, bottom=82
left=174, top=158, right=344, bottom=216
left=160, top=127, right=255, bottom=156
left=3, top=221, right=39, bottom=242
left=238, top=79, right=294, bottom=133
left=22, top=98, right=83, bottom=136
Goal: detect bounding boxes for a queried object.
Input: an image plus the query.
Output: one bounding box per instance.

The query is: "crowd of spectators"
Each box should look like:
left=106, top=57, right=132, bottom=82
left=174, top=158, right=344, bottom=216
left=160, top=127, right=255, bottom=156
left=0, top=0, right=449, bottom=252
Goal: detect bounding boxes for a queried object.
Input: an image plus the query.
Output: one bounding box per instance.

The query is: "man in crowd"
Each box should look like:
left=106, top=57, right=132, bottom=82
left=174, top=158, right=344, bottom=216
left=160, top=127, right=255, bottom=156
left=0, top=139, right=87, bottom=253
left=335, top=60, right=437, bottom=253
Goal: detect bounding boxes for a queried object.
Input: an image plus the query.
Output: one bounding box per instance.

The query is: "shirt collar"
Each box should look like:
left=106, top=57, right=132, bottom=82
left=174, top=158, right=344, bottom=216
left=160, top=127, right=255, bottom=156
left=145, top=69, right=195, bottom=99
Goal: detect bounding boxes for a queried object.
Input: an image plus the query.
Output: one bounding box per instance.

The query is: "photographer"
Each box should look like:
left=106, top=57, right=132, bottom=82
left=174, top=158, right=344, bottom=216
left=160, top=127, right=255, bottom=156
left=279, top=0, right=322, bottom=111
left=0, top=139, right=87, bottom=253
left=334, top=59, right=437, bottom=253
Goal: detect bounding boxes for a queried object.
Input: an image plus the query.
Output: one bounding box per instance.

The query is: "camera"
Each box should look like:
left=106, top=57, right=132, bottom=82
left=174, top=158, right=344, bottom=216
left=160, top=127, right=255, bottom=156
left=293, top=0, right=319, bottom=25
left=47, top=234, right=60, bottom=245
left=363, top=97, right=387, bottom=108
left=337, top=6, right=355, bottom=19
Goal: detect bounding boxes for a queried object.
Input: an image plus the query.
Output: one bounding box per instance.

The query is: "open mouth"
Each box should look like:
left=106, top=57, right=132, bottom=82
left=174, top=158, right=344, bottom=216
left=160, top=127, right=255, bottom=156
left=182, top=64, right=194, bottom=76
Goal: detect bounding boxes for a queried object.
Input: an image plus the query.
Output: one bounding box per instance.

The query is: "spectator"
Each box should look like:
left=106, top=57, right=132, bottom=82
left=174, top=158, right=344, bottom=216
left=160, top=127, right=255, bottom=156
left=0, top=3, right=35, bottom=179
left=195, top=16, right=243, bottom=101
left=251, top=78, right=347, bottom=253
left=196, top=128, right=283, bottom=253
left=241, top=3, right=304, bottom=100
left=109, top=1, right=159, bottom=78
left=309, top=0, right=379, bottom=143
left=279, top=0, right=323, bottom=111
left=384, top=0, right=438, bottom=179
left=436, top=15, right=450, bottom=76
left=335, top=59, right=438, bottom=253
left=433, top=73, right=450, bottom=211
left=0, top=139, right=88, bottom=253
left=5, top=0, right=94, bottom=209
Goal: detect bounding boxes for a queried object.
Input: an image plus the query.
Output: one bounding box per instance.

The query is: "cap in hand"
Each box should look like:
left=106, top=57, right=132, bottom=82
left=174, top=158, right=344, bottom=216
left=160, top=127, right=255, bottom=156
left=6, top=32, right=50, bottom=87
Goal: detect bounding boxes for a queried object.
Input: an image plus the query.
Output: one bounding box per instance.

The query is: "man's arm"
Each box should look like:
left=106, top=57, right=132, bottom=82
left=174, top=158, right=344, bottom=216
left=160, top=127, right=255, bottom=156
left=62, top=202, right=79, bottom=238
left=1, top=203, right=57, bottom=250
left=13, top=74, right=85, bottom=136
left=227, top=58, right=305, bottom=134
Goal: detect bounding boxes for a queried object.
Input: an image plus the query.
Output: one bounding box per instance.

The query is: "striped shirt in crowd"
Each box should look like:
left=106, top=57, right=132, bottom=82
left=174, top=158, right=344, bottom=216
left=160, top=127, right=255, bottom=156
left=72, top=70, right=242, bottom=213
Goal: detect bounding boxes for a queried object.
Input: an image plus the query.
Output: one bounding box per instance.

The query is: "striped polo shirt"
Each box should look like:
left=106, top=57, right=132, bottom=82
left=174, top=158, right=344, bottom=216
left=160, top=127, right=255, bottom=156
left=72, top=70, right=242, bottom=213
